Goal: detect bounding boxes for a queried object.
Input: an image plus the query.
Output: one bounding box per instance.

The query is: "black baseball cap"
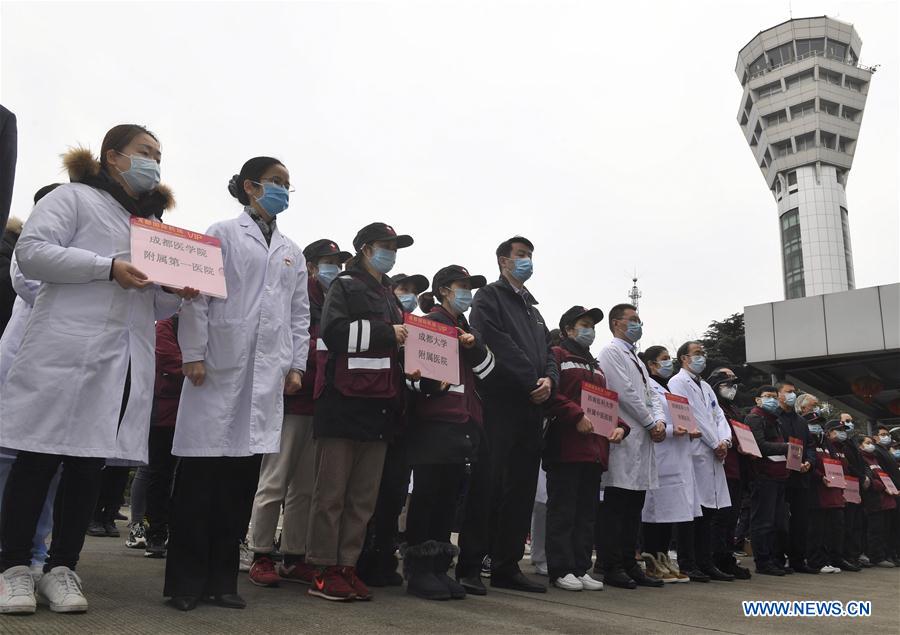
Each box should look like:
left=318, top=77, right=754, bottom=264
left=432, top=265, right=487, bottom=293
left=707, top=369, right=739, bottom=390
left=559, top=305, right=604, bottom=331
left=823, top=419, right=847, bottom=433
left=303, top=239, right=352, bottom=264
left=352, top=222, right=414, bottom=251
left=390, top=273, right=429, bottom=294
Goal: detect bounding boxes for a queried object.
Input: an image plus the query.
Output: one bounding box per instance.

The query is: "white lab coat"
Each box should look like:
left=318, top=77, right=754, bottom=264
left=597, top=338, right=662, bottom=491
left=172, top=211, right=310, bottom=457
left=668, top=368, right=732, bottom=510
left=641, top=377, right=701, bottom=523
left=0, top=184, right=181, bottom=462
left=0, top=254, right=39, bottom=387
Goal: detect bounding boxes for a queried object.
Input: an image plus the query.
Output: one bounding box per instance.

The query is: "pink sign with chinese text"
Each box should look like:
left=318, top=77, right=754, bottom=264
left=130, top=218, right=227, bottom=298
left=875, top=469, right=899, bottom=495
left=403, top=314, right=459, bottom=385
left=843, top=476, right=861, bottom=504
left=787, top=437, right=804, bottom=471
left=665, top=393, right=698, bottom=434
left=731, top=420, right=762, bottom=458
left=822, top=457, right=846, bottom=488
left=580, top=382, right=619, bottom=439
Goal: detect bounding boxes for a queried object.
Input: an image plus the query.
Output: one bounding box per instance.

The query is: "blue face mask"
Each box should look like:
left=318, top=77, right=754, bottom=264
left=254, top=182, right=290, bottom=216
left=450, top=288, right=473, bottom=314
left=808, top=424, right=824, bottom=437
left=317, top=264, right=340, bottom=289
left=892, top=449, right=900, bottom=460
left=877, top=435, right=892, bottom=447
left=761, top=397, right=780, bottom=414
left=116, top=152, right=160, bottom=194
left=509, top=257, right=533, bottom=283
left=398, top=293, right=417, bottom=313
left=574, top=326, right=595, bottom=349
left=656, top=359, right=674, bottom=379
left=368, top=247, right=396, bottom=274
left=844, top=420, right=854, bottom=432
left=784, top=392, right=797, bottom=407
left=624, top=321, right=643, bottom=343
left=688, top=355, right=707, bottom=374
left=835, top=430, right=848, bottom=442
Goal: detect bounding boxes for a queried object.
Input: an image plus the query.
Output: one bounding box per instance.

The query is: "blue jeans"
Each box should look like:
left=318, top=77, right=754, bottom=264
left=0, top=456, right=60, bottom=567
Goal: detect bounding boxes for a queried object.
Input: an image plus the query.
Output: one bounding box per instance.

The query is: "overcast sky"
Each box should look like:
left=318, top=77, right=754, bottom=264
left=2, top=0, right=897, bottom=354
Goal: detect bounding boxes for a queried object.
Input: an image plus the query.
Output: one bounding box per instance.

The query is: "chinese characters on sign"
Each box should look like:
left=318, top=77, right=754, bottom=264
left=787, top=437, right=804, bottom=471
left=875, top=469, right=899, bottom=495
left=843, top=476, right=861, bottom=504
left=403, top=314, right=460, bottom=385
left=664, top=393, right=698, bottom=434
left=822, top=457, right=846, bottom=488
left=730, top=420, right=762, bottom=457
left=130, top=217, right=227, bottom=298
left=580, top=382, right=619, bottom=439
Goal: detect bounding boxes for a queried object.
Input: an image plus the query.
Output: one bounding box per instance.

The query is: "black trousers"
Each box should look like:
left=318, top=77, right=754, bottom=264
left=145, top=427, right=178, bottom=540
left=750, top=477, right=786, bottom=568
left=163, top=455, right=261, bottom=598
left=806, top=507, right=844, bottom=569
left=676, top=506, right=719, bottom=571
left=597, top=486, right=646, bottom=574
left=642, top=522, right=673, bottom=557
left=545, top=462, right=601, bottom=579
left=842, top=503, right=864, bottom=561
left=779, top=485, right=809, bottom=567
left=887, top=506, right=900, bottom=559
left=457, top=402, right=542, bottom=577
left=0, top=451, right=104, bottom=571
left=92, top=465, right=131, bottom=523
left=866, top=510, right=889, bottom=563
left=406, top=463, right=465, bottom=546
left=361, top=439, right=410, bottom=556
left=712, top=478, right=741, bottom=569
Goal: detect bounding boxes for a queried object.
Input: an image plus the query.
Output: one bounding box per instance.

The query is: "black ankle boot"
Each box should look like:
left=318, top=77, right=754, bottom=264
left=404, top=541, right=451, bottom=600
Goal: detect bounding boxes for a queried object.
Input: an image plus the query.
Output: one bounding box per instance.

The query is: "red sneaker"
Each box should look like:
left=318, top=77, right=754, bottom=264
left=277, top=559, right=317, bottom=585
left=248, top=556, right=280, bottom=587
left=341, top=566, right=372, bottom=601
left=307, top=566, right=356, bottom=601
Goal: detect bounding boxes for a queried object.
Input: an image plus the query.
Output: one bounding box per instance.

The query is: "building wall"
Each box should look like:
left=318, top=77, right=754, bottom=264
left=776, top=164, right=854, bottom=297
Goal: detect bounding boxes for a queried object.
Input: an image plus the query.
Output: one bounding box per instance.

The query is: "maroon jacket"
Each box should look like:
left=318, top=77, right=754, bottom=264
left=152, top=317, right=183, bottom=428
left=719, top=401, right=744, bottom=481
left=861, top=452, right=897, bottom=512
left=543, top=339, right=629, bottom=468
left=811, top=442, right=846, bottom=509
left=286, top=277, right=324, bottom=416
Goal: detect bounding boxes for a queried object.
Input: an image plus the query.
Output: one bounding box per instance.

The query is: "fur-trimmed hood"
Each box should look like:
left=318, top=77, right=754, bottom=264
left=62, top=147, right=175, bottom=217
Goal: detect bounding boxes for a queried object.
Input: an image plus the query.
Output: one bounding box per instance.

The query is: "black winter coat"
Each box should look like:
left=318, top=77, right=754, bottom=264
left=0, top=229, right=17, bottom=334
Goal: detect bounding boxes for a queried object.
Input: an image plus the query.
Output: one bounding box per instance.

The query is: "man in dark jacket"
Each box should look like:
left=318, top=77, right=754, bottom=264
left=775, top=381, right=816, bottom=573
left=0, top=217, right=20, bottom=333
left=0, top=105, right=16, bottom=237
left=455, top=236, right=558, bottom=595
left=745, top=385, right=789, bottom=576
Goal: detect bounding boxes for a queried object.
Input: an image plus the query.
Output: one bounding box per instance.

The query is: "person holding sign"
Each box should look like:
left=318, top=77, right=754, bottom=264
left=542, top=306, right=626, bottom=592
left=455, top=236, right=558, bottom=596
left=744, top=386, right=790, bottom=576
left=0, top=125, right=199, bottom=617
left=165, top=156, right=310, bottom=611
left=638, top=346, right=700, bottom=584
left=306, top=222, right=412, bottom=602
left=805, top=420, right=852, bottom=573
left=832, top=414, right=868, bottom=569
left=596, top=304, right=666, bottom=590
left=859, top=436, right=899, bottom=568
left=668, top=342, right=734, bottom=583
left=401, top=265, right=493, bottom=601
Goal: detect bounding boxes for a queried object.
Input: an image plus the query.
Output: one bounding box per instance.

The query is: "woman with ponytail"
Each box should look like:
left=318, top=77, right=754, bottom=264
left=164, top=156, right=310, bottom=611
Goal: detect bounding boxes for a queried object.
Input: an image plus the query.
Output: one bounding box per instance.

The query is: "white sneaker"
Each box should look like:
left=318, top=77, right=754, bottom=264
left=0, top=566, right=37, bottom=614
left=553, top=573, right=583, bottom=591
left=819, top=565, right=840, bottom=574
left=36, top=566, right=88, bottom=613
left=579, top=573, right=604, bottom=591
left=239, top=540, right=253, bottom=573
left=125, top=522, right=147, bottom=549
left=534, top=564, right=548, bottom=576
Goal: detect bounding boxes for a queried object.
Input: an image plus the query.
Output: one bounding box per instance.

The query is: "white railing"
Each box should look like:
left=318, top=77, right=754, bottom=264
left=748, top=50, right=876, bottom=82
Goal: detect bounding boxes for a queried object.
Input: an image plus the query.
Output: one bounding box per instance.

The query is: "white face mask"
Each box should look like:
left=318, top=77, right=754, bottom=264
left=719, top=385, right=737, bottom=401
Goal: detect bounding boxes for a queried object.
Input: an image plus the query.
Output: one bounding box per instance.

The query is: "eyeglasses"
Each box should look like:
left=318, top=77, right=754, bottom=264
left=252, top=178, right=295, bottom=193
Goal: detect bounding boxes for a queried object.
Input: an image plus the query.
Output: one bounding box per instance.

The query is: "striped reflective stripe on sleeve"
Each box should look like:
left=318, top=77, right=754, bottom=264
left=447, top=384, right=466, bottom=394
left=316, top=338, right=328, bottom=351
left=560, top=361, right=592, bottom=371
left=406, top=378, right=422, bottom=392
left=359, top=320, right=371, bottom=353
left=347, top=357, right=391, bottom=370
left=473, top=348, right=495, bottom=380
left=348, top=321, right=360, bottom=353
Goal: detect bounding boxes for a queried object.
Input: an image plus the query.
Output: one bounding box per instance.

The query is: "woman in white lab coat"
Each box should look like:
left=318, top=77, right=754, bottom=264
left=0, top=126, right=193, bottom=616
left=668, top=340, right=735, bottom=582
left=638, top=346, right=700, bottom=582
left=164, top=156, right=310, bottom=612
